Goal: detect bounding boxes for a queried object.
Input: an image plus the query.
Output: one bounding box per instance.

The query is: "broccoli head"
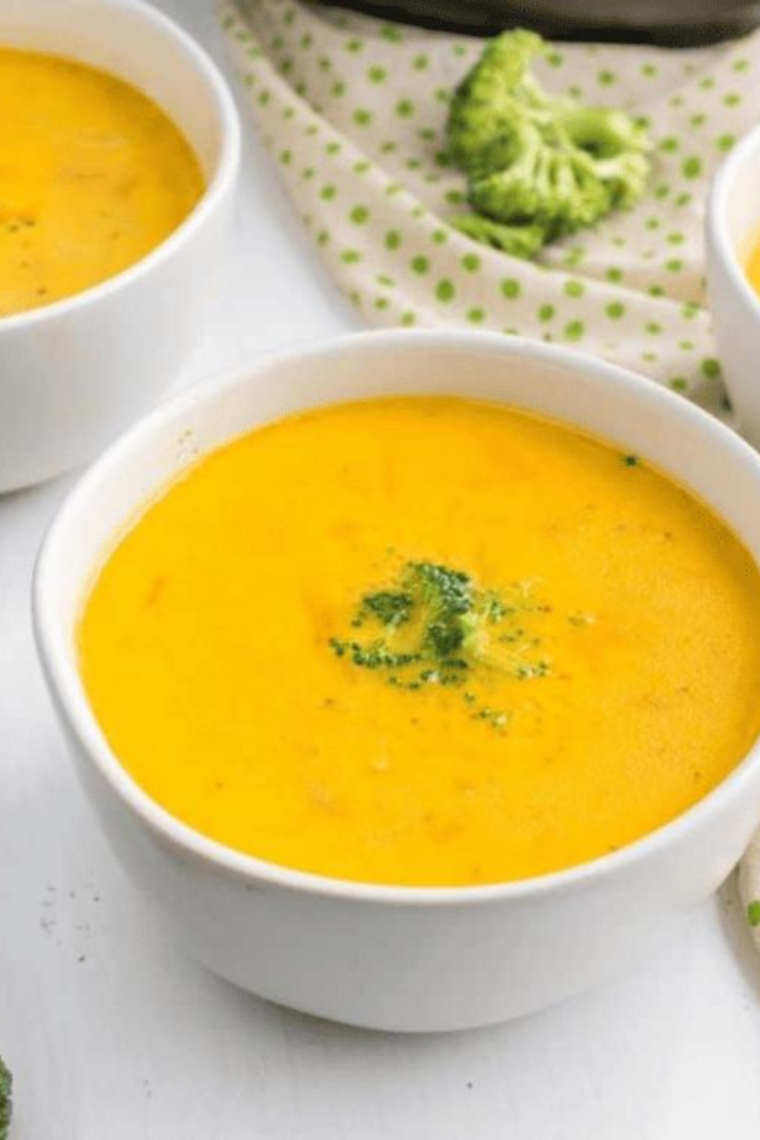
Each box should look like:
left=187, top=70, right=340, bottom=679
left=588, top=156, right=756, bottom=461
left=445, top=30, right=651, bottom=251
left=0, top=1053, right=11, bottom=1140
left=329, top=559, right=552, bottom=726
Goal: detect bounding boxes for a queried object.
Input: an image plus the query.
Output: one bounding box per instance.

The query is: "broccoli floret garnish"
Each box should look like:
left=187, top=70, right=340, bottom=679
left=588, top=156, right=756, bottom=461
left=446, top=30, right=650, bottom=252
left=330, top=560, right=553, bottom=728
left=0, top=1053, right=12, bottom=1140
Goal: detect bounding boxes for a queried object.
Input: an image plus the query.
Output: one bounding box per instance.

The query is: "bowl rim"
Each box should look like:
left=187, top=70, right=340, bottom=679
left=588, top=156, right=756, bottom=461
left=33, top=329, right=760, bottom=907
left=707, top=119, right=760, bottom=327
left=0, top=0, right=241, bottom=332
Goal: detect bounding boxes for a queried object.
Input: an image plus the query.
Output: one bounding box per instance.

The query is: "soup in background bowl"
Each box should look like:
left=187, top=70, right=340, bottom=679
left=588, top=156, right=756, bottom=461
left=34, top=332, right=760, bottom=1032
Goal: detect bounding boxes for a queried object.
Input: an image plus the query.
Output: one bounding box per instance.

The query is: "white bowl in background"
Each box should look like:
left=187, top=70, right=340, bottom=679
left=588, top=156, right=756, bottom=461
left=33, top=331, right=760, bottom=1032
left=706, top=123, right=760, bottom=447
left=0, top=0, right=240, bottom=492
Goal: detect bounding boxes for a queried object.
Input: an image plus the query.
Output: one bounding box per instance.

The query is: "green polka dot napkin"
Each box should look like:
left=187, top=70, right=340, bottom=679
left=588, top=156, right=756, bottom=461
left=221, top=0, right=760, bottom=935
left=219, top=0, right=760, bottom=411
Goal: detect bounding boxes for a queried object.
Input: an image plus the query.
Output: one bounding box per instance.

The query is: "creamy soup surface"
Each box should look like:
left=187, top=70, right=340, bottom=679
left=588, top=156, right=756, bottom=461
left=79, top=398, right=760, bottom=887
left=0, top=48, right=203, bottom=315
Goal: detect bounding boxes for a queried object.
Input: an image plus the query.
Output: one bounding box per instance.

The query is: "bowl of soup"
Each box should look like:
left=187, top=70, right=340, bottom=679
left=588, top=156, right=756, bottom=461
left=706, top=121, right=760, bottom=447
left=33, top=331, right=760, bottom=1032
left=0, top=0, right=240, bottom=491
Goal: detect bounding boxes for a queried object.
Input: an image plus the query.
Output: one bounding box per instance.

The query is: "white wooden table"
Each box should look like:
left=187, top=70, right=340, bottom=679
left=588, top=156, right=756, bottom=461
left=2, top=4, right=760, bottom=1136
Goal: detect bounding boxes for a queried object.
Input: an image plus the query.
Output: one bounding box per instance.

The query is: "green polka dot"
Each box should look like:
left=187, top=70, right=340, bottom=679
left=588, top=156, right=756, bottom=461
left=330, top=82, right=345, bottom=97
left=411, top=255, right=429, bottom=274
left=682, top=302, right=699, bottom=319
left=396, top=99, right=414, bottom=118
left=353, top=108, right=373, bottom=126
left=646, top=217, right=661, bottom=230
left=689, top=113, right=707, bottom=128
left=320, top=184, right=337, bottom=200
left=405, top=158, right=422, bottom=171
left=299, top=33, right=313, bottom=48
left=295, top=82, right=308, bottom=98
left=669, top=377, right=688, bottom=392
left=678, top=340, right=694, bottom=351
left=606, top=267, right=623, bottom=283
left=385, top=230, right=401, bottom=250
left=642, top=352, right=658, bottom=363
left=283, top=8, right=296, bottom=25
left=547, top=50, right=564, bottom=67
left=284, top=107, right=295, bottom=120
left=376, top=273, right=395, bottom=287
left=279, top=58, right=293, bottom=75
left=272, top=36, right=284, bottom=51
left=699, top=76, right=715, bottom=89
left=467, top=308, right=485, bottom=324
left=434, top=151, right=452, bottom=168
left=649, top=285, right=665, bottom=297
left=723, top=93, right=741, bottom=107
left=345, top=38, right=364, bottom=52
left=462, top=253, right=481, bottom=273
left=304, top=124, right=319, bottom=137
left=674, top=192, right=692, bottom=207
left=564, top=279, right=585, bottom=298
left=606, top=302, right=625, bottom=320
left=733, top=58, right=750, bottom=72
left=431, top=229, right=447, bottom=244
left=375, top=297, right=389, bottom=310
left=597, top=70, right=615, bottom=86
left=325, top=141, right=341, bottom=155
left=667, top=232, right=685, bottom=245
left=318, top=57, right=331, bottom=73
left=380, top=141, right=397, bottom=154
left=611, top=237, right=627, bottom=249
left=500, top=278, right=521, bottom=299
left=538, top=304, right=555, bottom=322
left=436, top=279, right=456, bottom=302
left=341, top=249, right=362, bottom=264
left=367, top=65, right=387, bottom=83
left=279, top=149, right=292, bottom=165
left=353, top=160, right=370, bottom=174
left=302, top=167, right=315, bottom=179
left=717, top=134, right=736, bottom=152
left=682, top=156, right=701, bottom=179
left=385, top=182, right=402, bottom=196
left=445, top=190, right=465, bottom=205
left=316, top=230, right=329, bottom=247
left=659, top=137, right=678, bottom=153
left=434, top=87, right=451, bottom=104
left=413, top=54, right=429, bottom=71
left=564, top=320, right=585, bottom=341
left=410, top=205, right=425, bottom=218
left=641, top=62, right=657, bottom=77
left=417, top=128, right=436, bottom=142
left=258, top=91, right=270, bottom=105
left=381, top=23, right=403, bottom=42
left=701, top=357, right=721, bottom=378
left=350, top=205, right=369, bottom=224
left=568, top=85, right=583, bottom=99
left=646, top=322, right=663, bottom=335
left=665, top=258, right=684, bottom=272
left=401, top=311, right=416, bottom=326
left=348, top=290, right=361, bottom=308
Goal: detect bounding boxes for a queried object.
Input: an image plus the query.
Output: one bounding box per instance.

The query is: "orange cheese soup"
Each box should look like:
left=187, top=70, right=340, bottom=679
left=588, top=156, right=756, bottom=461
left=78, top=398, right=760, bottom=886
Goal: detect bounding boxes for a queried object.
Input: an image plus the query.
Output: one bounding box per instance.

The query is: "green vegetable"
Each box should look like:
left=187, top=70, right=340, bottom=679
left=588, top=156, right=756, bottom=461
left=0, top=1053, right=12, bottom=1140
left=748, top=899, right=760, bottom=928
left=330, top=560, right=551, bottom=726
left=446, top=30, right=650, bottom=254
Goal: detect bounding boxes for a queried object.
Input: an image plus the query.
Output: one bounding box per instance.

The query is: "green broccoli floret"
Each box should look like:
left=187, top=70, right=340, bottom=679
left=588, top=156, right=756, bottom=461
left=446, top=30, right=650, bottom=251
left=0, top=1053, right=12, bottom=1140
left=329, top=559, right=552, bottom=712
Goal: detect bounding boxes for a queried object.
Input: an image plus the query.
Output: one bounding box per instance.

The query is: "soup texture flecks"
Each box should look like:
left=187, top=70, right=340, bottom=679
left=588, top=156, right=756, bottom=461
left=0, top=49, right=203, bottom=315
left=79, top=398, right=760, bottom=887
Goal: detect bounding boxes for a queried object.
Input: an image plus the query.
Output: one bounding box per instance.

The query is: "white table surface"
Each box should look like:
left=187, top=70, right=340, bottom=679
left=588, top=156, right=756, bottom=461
left=3, top=3, right=760, bottom=1136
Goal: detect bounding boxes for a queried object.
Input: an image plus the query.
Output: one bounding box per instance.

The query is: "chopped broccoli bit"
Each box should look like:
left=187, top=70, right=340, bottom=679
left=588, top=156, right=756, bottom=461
left=0, top=1053, right=11, bottom=1140
left=446, top=30, right=650, bottom=252
left=330, top=559, right=553, bottom=727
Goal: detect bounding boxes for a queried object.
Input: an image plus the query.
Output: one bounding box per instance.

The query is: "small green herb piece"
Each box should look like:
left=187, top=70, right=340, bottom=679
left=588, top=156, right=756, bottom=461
left=748, top=899, right=760, bottom=927
left=621, top=454, right=641, bottom=467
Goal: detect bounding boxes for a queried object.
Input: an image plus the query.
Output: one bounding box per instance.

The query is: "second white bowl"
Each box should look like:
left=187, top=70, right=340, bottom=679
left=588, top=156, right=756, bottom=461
left=0, top=0, right=240, bottom=492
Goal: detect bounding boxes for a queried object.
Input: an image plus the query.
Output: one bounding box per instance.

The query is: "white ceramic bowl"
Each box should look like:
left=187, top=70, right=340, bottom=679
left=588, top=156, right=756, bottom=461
left=34, top=331, right=760, bottom=1033
left=0, top=0, right=240, bottom=492
left=706, top=122, right=760, bottom=447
